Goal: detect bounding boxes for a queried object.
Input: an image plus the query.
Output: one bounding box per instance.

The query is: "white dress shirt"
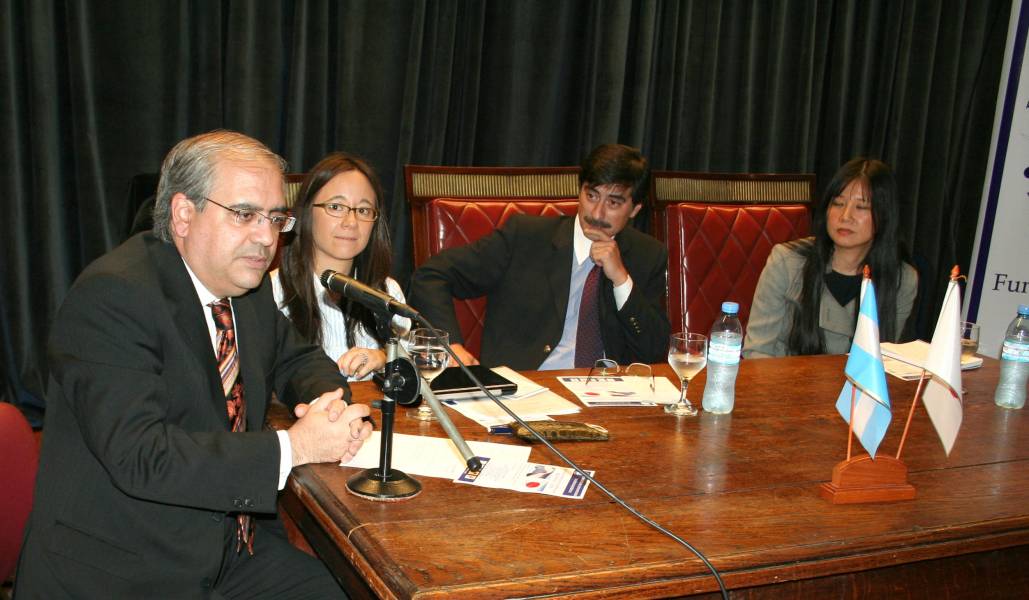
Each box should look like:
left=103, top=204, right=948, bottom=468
left=182, top=260, right=294, bottom=490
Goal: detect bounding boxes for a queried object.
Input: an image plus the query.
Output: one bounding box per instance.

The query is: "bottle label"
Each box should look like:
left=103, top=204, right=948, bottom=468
left=708, top=340, right=742, bottom=365
left=1001, top=340, right=1029, bottom=363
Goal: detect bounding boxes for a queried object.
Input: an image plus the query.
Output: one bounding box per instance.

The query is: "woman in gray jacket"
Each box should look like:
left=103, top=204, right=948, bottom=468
left=744, top=158, right=918, bottom=358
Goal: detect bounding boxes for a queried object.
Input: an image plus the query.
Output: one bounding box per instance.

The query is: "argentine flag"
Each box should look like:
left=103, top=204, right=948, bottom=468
left=835, top=276, right=892, bottom=458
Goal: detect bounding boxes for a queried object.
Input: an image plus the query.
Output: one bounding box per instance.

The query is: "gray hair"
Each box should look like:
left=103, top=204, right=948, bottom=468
left=152, top=130, right=288, bottom=242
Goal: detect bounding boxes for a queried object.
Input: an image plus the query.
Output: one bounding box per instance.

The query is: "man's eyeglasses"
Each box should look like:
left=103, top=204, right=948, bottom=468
left=200, top=197, right=296, bottom=233
left=312, top=202, right=379, bottom=222
left=585, top=359, right=655, bottom=393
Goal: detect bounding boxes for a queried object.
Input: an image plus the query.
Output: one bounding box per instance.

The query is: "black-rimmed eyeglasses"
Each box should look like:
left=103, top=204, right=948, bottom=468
left=312, top=202, right=379, bottom=222
left=199, top=197, right=296, bottom=233
left=585, top=359, right=655, bottom=393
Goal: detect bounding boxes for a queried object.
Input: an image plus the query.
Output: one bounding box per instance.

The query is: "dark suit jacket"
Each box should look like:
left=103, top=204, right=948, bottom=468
left=409, top=215, right=669, bottom=370
left=15, top=233, right=347, bottom=598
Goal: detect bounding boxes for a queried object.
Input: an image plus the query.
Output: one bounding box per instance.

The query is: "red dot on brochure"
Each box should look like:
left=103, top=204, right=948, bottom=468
left=526, top=482, right=540, bottom=488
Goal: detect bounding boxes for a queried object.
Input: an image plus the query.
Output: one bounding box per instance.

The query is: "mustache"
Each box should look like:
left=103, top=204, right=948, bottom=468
left=240, top=246, right=272, bottom=261
left=583, top=216, right=612, bottom=229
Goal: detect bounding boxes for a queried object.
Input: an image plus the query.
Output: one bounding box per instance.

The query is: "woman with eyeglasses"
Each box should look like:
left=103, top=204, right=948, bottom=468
left=271, top=152, right=409, bottom=380
left=743, top=157, right=918, bottom=358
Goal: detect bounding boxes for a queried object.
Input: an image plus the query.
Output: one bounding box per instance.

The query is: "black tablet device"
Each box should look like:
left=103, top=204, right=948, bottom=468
left=429, top=365, right=518, bottom=397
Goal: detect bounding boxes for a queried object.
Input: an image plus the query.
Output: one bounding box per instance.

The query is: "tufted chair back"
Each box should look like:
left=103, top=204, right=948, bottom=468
left=652, top=172, right=814, bottom=337
left=0, top=403, right=38, bottom=583
left=267, top=173, right=307, bottom=272
left=405, top=166, right=581, bottom=357
left=284, top=173, right=305, bottom=207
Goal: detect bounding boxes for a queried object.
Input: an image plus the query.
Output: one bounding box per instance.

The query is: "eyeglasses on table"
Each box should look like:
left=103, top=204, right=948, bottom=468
left=584, top=359, right=655, bottom=393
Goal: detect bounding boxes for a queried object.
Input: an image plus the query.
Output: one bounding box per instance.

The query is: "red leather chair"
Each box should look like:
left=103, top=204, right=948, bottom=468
left=651, top=172, right=814, bottom=338
left=0, top=403, right=39, bottom=584
left=405, top=166, right=581, bottom=358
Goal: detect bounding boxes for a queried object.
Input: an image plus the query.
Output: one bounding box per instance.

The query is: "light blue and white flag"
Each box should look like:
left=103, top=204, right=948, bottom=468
left=835, top=276, right=892, bottom=458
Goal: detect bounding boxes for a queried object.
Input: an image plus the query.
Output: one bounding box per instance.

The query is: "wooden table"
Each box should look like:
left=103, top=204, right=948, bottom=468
left=272, top=355, right=1029, bottom=599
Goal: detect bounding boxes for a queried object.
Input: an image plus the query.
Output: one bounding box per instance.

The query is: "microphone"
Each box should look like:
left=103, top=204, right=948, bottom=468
left=320, top=270, right=420, bottom=320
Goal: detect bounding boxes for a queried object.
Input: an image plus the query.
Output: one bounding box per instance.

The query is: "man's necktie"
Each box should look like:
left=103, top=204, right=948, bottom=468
left=210, top=299, right=254, bottom=555
left=574, top=266, right=604, bottom=368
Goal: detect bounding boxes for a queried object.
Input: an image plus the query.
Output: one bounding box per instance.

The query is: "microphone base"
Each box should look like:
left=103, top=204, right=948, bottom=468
left=346, top=468, right=422, bottom=502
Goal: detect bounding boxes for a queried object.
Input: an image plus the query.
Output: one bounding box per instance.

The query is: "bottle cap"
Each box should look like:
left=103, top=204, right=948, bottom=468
left=1019, top=304, right=1029, bottom=316
left=721, top=301, right=739, bottom=314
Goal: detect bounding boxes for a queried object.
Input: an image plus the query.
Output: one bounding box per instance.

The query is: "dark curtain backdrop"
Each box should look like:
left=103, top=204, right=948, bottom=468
left=0, top=0, right=1012, bottom=416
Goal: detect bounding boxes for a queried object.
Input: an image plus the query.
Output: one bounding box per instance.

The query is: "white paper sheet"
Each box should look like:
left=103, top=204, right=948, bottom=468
left=558, top=374, right=681, bottom=406
left=881, top=340, right=984, bottom=380
left=339, top=432, right=531, bottom=479
left=454, top=459, right=593, bottom=499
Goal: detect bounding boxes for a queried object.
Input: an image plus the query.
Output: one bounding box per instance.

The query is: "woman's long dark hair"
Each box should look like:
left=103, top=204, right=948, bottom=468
left=278, top=152, right=393, bottom=349
left=787, top=158, right=906, bottom=355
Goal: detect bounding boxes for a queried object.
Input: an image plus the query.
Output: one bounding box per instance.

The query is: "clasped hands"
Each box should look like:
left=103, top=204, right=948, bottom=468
left=287, top=388, right=373, bottom=467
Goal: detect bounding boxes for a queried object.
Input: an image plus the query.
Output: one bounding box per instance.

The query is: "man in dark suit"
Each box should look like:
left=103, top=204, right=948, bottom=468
left=409, top=144, right=669, bottom=371
left=15, top=131, right=370, bottom=598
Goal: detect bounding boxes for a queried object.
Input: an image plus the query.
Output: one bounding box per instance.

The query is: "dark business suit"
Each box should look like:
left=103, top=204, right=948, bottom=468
left=15, top=233, right=347, bottom=598
left=409, top=214, right=669, bottom=370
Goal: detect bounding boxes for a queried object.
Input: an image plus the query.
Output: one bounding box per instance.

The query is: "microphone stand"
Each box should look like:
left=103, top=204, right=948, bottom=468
left=346, top=312, right=484, bottom=498
left=407, top=352, right=483, bottom=473
left=346, top=336, right=422, bottom=501
left=320, top=273, right=483, bottom=473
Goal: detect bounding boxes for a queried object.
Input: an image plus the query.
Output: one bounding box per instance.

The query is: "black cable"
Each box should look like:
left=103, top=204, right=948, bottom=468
left=413, top=315, right=729, bottom=599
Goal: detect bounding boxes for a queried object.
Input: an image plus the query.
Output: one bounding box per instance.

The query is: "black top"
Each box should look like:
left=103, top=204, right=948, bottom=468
left=824, top=270, right=862, bottom=307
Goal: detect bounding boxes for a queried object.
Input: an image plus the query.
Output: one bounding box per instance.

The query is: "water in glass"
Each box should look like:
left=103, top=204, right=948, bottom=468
left=665, top=332, right=707, bottom=417
left=404, top=328, right=450, bottom=421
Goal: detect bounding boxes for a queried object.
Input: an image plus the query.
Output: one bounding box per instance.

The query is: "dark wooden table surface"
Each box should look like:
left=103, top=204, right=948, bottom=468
left=271, top=355, right=1029, bottom=599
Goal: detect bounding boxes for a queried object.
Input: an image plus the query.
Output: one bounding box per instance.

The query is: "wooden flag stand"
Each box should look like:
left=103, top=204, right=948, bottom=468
left=818, top=455, right=915, bottom=504
left=819, top=382, right=916, bottom=504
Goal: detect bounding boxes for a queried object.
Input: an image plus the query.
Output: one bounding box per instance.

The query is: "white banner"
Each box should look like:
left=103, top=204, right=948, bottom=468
left=966, top=0, right=1029, bottom=357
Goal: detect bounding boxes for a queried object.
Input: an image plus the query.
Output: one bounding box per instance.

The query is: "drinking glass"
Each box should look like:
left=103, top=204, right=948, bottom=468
left=960, top=322, right=980, bottom=359
left=665, top=333, right=707, bottom=417
left=404, top=328, right=450, bottom=421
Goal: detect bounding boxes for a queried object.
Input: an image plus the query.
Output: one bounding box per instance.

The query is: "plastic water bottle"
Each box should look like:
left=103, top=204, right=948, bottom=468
left=994, top=304, right=1029, bottom=409
left=702, top=302, right=743, bottom=414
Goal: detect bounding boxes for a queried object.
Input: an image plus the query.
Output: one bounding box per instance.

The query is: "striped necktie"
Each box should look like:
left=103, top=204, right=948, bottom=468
left=209, top=299, right=254, bottom=555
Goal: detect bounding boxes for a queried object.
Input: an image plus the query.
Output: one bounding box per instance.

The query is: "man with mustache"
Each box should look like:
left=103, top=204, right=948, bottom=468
left=410, top=144, right=669, bottom=371
left=16, top=131, right=370, bottom=598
